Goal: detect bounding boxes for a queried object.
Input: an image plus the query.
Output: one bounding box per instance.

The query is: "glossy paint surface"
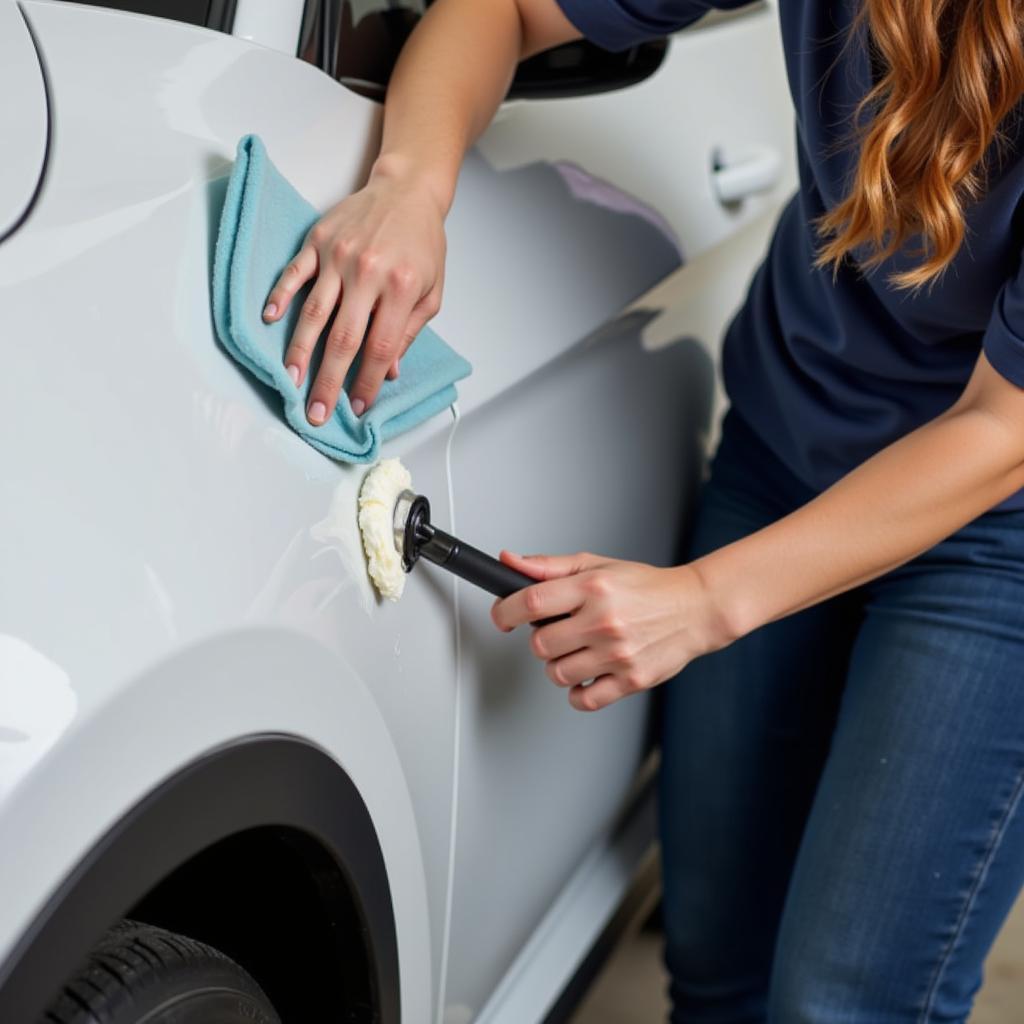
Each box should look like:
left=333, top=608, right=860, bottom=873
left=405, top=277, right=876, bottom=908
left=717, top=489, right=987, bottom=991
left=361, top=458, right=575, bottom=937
left=443, top=322, right=712, bottom=1018
left=480, top=3, right=795, bottom=263
left=1, top=3, right=440, bottom=1013
left=0, top=1, right=796, bottom=1020
left=443, top=3, right=796, bottom=1016
left=231, top=0, right=305, bottom=55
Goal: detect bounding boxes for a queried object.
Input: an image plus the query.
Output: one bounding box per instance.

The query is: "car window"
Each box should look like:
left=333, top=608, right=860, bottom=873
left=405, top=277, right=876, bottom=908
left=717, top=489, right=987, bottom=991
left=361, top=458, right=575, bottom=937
left=54, top=0, right=236, bottom=32
left=299, top=0, right=424, bottom=99
left=298, top=0, right=666, bottom=101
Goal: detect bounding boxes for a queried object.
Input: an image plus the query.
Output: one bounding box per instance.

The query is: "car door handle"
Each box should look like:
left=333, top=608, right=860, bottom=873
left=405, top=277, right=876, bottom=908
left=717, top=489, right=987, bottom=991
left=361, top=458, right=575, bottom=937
left=711, top=144, right=782, bottom=204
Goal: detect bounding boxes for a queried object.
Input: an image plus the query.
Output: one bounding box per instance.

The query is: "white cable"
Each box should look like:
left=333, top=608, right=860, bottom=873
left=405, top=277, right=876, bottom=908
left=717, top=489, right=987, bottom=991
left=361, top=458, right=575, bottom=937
left=435, top=402, right=463, bottom=1024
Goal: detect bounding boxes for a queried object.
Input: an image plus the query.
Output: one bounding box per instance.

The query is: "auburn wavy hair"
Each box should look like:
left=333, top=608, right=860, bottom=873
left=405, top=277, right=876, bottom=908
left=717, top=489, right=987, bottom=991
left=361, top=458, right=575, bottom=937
left=813, top=0, right=1024, bottom=291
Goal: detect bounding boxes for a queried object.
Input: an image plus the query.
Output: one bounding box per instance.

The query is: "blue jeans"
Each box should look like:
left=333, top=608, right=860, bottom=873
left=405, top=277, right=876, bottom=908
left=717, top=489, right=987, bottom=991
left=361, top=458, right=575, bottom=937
left=658, top=409, right=1024, bottom=1023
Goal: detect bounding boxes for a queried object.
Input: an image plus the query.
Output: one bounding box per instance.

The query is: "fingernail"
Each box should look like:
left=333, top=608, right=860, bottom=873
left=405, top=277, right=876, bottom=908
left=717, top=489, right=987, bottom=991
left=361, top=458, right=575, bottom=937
left=351, top=398, right=366, bottom=417
left=308, top=401, right=327, bottom=424
left=263, top=302, right=277, bottom=319
left=286, top=364, right=299, bottom=386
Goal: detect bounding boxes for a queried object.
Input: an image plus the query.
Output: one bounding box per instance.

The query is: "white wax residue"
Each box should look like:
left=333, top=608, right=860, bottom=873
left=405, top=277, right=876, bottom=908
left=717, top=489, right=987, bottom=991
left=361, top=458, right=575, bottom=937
left=358, top=457, right=413, bottom=601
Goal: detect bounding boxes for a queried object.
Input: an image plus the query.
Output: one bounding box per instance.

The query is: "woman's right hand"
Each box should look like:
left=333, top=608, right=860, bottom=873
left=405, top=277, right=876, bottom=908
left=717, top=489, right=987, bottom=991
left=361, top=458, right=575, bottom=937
left=262, top=160, right=447, bottom=425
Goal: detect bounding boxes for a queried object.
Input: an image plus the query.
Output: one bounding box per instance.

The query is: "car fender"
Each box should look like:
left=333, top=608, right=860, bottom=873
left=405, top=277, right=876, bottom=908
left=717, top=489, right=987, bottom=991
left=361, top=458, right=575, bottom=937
left=0, top=626, right=431, bottom=1020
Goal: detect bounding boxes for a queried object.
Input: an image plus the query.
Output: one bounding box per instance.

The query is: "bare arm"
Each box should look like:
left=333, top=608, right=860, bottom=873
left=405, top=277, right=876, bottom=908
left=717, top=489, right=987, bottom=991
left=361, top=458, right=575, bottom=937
left=263, top=0, right=581, bottom=424
left=694, top=352, right=1024, bottom=637
left=493, top=352, right=1024, bottom=711
left=375, top=0, right=582, bottom=215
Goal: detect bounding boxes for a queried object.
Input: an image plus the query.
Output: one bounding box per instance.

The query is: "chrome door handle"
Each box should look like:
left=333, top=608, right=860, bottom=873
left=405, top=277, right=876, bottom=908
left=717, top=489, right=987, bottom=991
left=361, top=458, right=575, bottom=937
left=711, top=144, right=782, bottom=203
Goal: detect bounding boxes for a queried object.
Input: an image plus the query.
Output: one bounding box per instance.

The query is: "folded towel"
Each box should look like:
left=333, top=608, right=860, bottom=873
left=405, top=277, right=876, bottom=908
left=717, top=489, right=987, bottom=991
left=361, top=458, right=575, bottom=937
left=212, top=134, right=471, bottom=463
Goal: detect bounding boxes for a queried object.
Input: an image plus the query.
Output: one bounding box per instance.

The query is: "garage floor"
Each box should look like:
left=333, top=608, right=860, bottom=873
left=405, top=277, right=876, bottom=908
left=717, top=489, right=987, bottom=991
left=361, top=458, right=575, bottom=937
left=571, top=892, right=1024, bottom=1022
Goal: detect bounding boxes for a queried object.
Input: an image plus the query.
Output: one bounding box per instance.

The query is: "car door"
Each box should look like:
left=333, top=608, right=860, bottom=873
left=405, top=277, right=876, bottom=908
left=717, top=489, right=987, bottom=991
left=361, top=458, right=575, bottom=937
left=283, top=2, right=794, bottom=1017
left=438, top=2, right=798, bottom=1019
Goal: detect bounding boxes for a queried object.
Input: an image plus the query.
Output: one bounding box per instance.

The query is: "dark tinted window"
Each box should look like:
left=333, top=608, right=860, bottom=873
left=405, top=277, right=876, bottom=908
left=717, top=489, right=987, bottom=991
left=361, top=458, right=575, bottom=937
left=55, top=0, right=236, bottom=31
left=299, top=0, right=424, bottom=99
left=298, top=0, right=666, bottom=101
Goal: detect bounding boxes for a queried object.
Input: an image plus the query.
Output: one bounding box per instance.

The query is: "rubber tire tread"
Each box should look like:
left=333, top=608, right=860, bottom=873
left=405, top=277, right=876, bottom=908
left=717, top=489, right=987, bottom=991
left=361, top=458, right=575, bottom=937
left=41, top=919, right=280, bottom=1024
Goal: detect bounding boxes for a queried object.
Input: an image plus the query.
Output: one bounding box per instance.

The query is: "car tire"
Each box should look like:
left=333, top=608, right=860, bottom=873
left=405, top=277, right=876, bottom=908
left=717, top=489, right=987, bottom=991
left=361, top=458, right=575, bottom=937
left=42, top=919, right=281, bottom=1024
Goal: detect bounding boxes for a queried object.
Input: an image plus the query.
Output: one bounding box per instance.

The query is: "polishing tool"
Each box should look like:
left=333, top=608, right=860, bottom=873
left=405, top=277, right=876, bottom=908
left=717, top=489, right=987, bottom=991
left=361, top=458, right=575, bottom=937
left=358, top=458, right=563, bottom=622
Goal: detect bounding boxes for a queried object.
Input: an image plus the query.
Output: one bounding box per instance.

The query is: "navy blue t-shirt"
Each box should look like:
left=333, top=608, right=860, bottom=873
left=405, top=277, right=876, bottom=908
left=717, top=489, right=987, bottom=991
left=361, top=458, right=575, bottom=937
left=556, top=0, right=1024, bottom=510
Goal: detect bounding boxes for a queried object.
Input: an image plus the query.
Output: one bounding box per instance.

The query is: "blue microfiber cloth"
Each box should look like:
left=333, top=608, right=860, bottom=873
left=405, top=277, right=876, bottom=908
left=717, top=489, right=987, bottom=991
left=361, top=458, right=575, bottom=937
left=212, top=134, right=471, bottom=463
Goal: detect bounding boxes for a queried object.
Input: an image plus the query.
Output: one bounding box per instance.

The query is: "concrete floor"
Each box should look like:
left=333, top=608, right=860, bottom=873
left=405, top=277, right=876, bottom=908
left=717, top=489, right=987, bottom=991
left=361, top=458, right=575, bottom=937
left=571, top=892, right=1024, bottom=1022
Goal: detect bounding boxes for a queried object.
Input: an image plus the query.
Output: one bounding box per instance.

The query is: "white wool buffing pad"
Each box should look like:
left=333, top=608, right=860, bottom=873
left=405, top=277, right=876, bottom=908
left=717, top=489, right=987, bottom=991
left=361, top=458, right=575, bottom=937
left=358, top=458, right=413, bottom=601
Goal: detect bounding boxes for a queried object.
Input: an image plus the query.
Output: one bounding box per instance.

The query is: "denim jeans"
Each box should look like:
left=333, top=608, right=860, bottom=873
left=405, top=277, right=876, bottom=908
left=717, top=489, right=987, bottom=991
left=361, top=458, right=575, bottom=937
left=658, top=409, right=1024, bottom=1023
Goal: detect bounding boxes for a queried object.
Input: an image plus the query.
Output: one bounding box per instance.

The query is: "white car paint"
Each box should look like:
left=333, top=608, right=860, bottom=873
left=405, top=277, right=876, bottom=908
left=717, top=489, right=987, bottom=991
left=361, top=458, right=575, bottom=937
left=479, top=2, right=794, bottom=266
left=0, top=1, right=796, bottom=1021
left=231, top=0, right=305, bottom=55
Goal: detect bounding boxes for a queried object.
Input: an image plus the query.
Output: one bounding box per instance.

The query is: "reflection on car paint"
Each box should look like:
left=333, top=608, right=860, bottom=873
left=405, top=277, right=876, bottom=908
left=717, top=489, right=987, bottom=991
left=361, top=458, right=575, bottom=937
left=310, top=477, right=377, bottom=618
left=191, top=390, right=259, bottom=455
left=0, top=636, right=77, bottom=803
left=142, top=563, right=178, bottom=642
left=553, top=160, right=684, bottom=260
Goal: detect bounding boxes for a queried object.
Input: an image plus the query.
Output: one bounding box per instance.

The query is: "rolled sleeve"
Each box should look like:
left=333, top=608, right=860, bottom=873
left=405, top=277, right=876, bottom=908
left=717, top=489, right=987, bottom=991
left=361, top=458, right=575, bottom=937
left=554, top=0, right=747, bottom=52
left=983, top=269, right=1024, bottom=389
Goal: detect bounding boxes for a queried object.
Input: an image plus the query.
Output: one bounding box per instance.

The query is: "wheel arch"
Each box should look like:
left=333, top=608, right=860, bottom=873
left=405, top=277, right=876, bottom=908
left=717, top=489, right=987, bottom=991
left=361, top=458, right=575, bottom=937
left=0, top=735, right=400, bottom=1022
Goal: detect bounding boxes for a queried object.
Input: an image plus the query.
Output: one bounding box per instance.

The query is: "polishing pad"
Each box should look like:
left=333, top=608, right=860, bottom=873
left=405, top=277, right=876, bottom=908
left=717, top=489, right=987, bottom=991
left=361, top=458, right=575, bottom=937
left=358, top=458, right=413, bottom=601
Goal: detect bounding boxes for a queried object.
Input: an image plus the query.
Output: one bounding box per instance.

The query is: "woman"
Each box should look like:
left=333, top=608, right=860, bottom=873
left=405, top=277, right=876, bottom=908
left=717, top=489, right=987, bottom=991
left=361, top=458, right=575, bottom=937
left=264, top=1, right=1024, bottom=1019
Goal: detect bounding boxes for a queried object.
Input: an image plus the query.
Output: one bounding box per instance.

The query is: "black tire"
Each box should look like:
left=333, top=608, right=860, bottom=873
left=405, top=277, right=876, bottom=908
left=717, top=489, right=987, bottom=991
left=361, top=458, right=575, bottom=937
left=41, top=919, right=281, bottom=1024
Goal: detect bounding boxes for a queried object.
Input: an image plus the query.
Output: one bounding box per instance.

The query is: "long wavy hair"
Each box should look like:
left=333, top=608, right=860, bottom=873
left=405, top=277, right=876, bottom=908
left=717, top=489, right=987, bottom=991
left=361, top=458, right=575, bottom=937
left=813, top=0, right=1024, bottom=291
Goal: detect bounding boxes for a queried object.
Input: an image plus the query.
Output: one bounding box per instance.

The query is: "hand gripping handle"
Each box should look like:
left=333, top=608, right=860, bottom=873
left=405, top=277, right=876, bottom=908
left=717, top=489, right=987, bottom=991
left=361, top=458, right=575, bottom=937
left=417, top=527, right=567, bottom=627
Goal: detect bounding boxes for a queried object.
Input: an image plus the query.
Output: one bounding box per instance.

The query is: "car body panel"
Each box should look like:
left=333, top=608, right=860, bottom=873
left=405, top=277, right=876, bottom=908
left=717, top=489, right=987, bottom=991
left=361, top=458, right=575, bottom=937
left=0, top=2, right=48, bottom=240
left=477, top=783, right=657, bottom=1024
left=0, top=631, right=434, bottom=1015
left=0, top=1, right=796, bottom=1019
left=442, top=318, right=713, bottom=1019
left=480, top=1, right=794, bottom=265
left=231, top=0, right=305, bottom=55
left=1, top=2, right=449, bottom=1009
left=442, top=4, right=796, bottom=1014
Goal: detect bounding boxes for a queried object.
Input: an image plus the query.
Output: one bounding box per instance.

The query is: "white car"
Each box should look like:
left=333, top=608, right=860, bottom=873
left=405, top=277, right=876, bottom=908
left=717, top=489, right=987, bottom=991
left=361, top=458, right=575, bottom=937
left=0, top=1, right=795, bottom=1021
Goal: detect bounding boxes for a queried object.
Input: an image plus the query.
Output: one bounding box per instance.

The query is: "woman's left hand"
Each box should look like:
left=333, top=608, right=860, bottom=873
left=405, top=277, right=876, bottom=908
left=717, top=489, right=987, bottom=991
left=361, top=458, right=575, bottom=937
left=491, top=551, right=734, bottom=711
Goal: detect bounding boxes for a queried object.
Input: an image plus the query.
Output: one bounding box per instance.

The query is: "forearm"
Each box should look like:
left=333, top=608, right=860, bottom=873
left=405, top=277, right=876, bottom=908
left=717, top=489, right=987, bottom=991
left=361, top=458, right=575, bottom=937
left=694, top=368, right=1024, bottom=640
left=371, top=0, right=568, bottom=213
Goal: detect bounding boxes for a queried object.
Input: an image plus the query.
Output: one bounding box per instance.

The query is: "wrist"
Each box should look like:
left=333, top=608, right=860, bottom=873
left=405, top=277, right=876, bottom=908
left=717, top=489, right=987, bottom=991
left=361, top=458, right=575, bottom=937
left=369, top=151, right=455, bottom=215
left=681, top=553, right=755, bottom=648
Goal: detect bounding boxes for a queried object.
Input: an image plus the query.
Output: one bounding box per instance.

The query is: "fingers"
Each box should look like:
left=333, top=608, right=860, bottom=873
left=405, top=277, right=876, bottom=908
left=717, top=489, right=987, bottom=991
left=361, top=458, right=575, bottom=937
left=383, top=286, right=443, bottom=383
left=529, top=617, right=587, bottom=663
left=542, top=630, right=633, bottom=689
left=569, top=675, right=632, bottom=712
left=403, top=287, right=442, bottom=354
left=491, top=576, right=585, bottom=632
left=348, top=273, right=442, bottom=410
left=543, top=647, right=605, bottom=688
left=264, top=245, right=318, bottom=325
left=562, top=648, right=682, bottom=712
left=490, top=551, right=687, bottom=712
left=269, top=204, right=444, bottom=415
left=347, top=295, right=417, bottom=415
left=281, top=270, right=341, bottom=398
left=305, top=287, right=376, bottom=425
left=499, top=550, right=602, bottom=582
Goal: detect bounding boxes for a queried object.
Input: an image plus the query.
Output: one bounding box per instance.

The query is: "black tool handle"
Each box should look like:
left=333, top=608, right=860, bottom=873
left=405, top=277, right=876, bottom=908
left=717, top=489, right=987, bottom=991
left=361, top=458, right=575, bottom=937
left=417, top=527, right=567, bottom=627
